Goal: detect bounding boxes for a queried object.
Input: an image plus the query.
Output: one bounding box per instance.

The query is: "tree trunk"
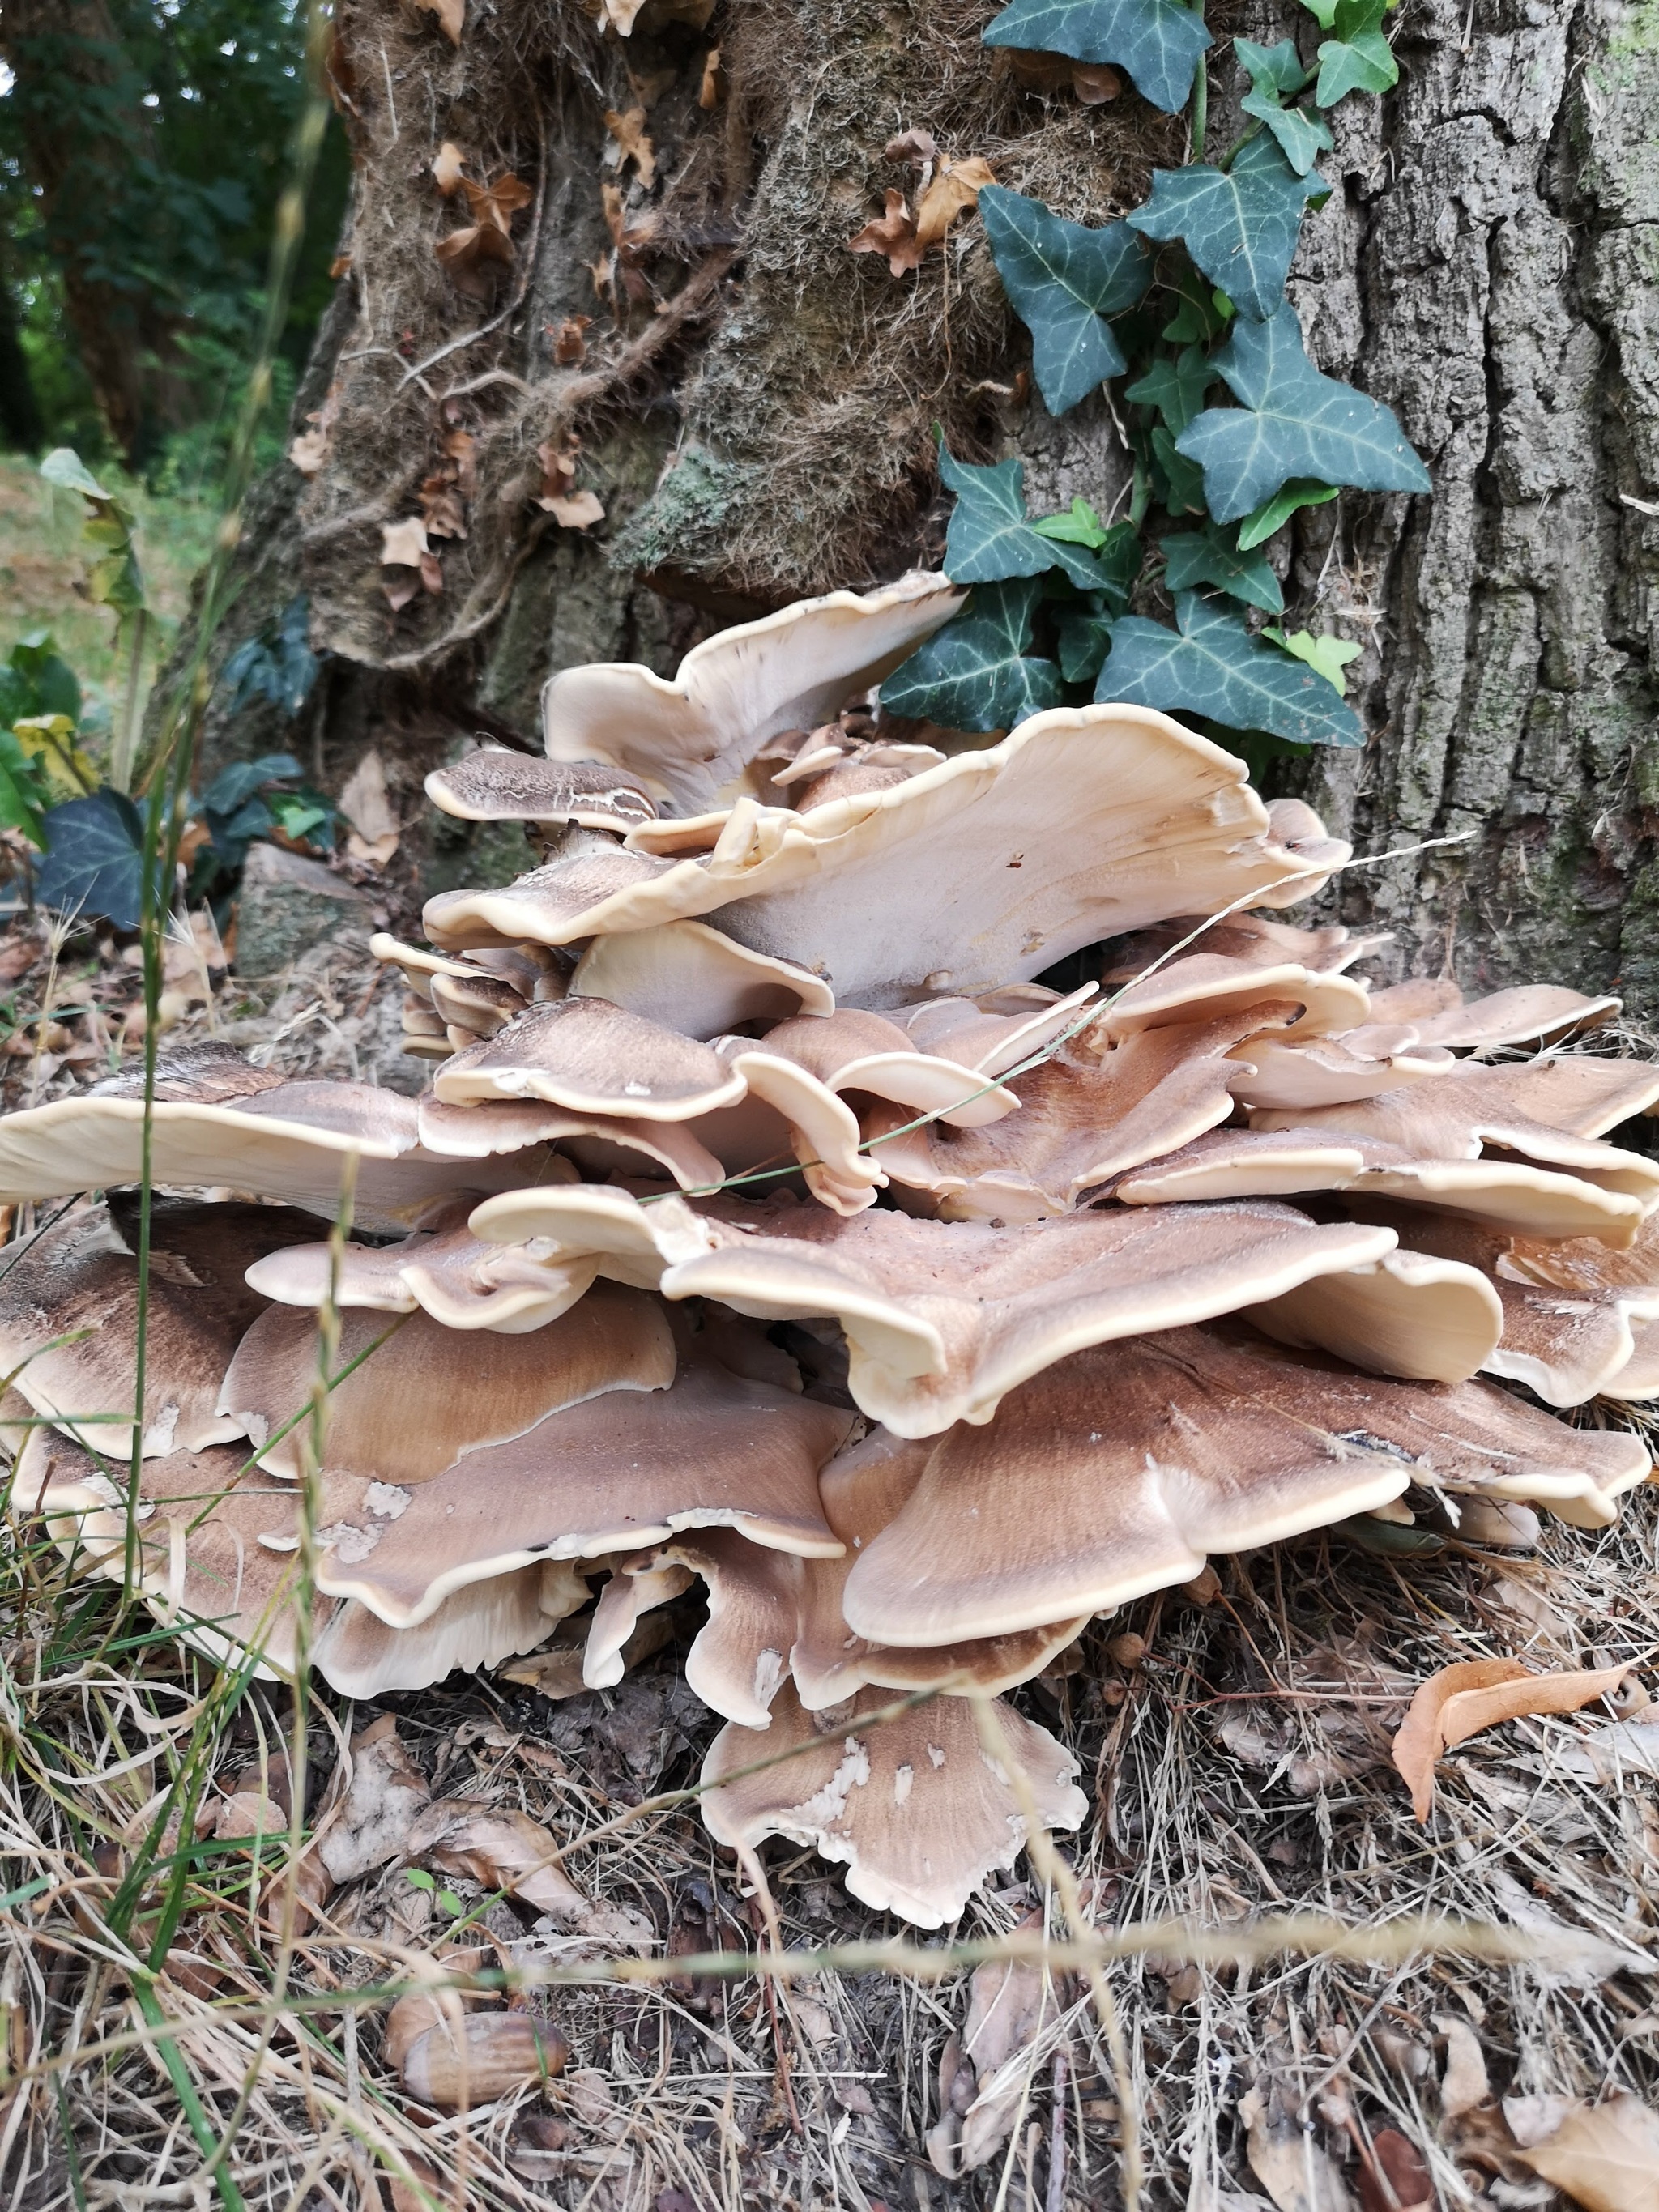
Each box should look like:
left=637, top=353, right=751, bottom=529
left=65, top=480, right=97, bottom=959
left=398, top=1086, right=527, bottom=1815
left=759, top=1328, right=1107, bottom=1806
left=187, top=0, right=1659, bottom=1008
left=0, top=0, right=189, bottom=463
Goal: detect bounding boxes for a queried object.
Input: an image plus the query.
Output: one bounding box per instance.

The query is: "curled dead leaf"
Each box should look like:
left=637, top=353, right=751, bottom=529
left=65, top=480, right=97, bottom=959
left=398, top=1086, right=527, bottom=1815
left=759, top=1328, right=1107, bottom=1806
left=848, top=156, right=994, bottom=276
left=1392, top=1657, right=1630, bottom=1821
left=849, top=190, right=919, bottom=276
left=885, top=127, right=940, bottom=166
left=381, top=517, right=429, bottom=569
left=339, top=748, right=401, bottom=868
left=549, top=315, right=591, bottom=364
left=698, top=46, right=723, bottom=109
left=543, top=490, right=605, bottom=531
left=412, top=0, right=465, bottom=42
left=444, top=425, right=477, bottom=497
left=1509, top=2093, right=1659, bottom=2212
left=926, top=1910, right=1069, bottom=2177
left=406, top=1801, right=592, bottom=1921
left=432, top=141, right=467, bottom=195
left=604, top=105, right=656, bottom=188
left=1356, top=2129, right=1432, bottom=2212
left=317, top=1714, right=429, bottom=1883
left=288, top=428, right=327, bottom=478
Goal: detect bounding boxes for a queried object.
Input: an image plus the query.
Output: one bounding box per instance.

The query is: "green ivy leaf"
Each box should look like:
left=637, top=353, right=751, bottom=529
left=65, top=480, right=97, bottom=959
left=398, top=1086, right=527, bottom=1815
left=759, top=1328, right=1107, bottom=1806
left=939, top=445, right=1109, bottom=587
left=0, top=633, right=81, bottom=730
left=41, top=448, right=114, bottom=502
left=1149, top=425, right=1207, bottom=514
left=0, top=732, right=49, bottom=847
left=1263, top=625, right=1363, bottom=693
left=1093, top=519, right=1144, bottom=607
left=1240, top=93, right=1334, bottom=177
left=979, top=188, right=1149, bottom=416
left=1056, top=609, right=1115, bottom=684
left=36, top=789, right=149, bottom=929
left=1125, top=344, right=1218, bottom=433
left=1175, top=305, right=1431, bottom=522
left=1298, top=0, right=1339, bottom=24
left=1160, top=521, right=1285, bottom=613
left=1097, top=590, right=1363, bottom=744
left=981, top=0, right=1212, bottom=115
left=1159, top=265, right=1231, bottom=345
left=1236, top=476, right=1340, bottom=549
left=1032, top=496, right=1110, bottom=547
left=1316, top=28, right=1398, bottom=103
left=881, top=580, right=1064, bottom=732
left=1234, top=36, right=1309, bottom=94
left=1333, top=0, right=1390, bottom=36
left=1125, top=134, right=1325, bottom=323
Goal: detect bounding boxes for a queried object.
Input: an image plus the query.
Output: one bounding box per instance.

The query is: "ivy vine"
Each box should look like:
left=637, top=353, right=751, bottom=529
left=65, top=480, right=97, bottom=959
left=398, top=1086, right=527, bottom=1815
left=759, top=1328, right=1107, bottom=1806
left=882, top=0, right=1426, bottom=761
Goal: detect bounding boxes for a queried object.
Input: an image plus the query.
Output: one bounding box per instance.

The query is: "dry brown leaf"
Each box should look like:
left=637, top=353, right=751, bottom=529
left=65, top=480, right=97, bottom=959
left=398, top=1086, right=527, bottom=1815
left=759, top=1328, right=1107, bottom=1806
left=419, top=473, right=467, bottom=539
left=380, top=517, right=429, bottom=568
left=443, top=425, right=477, bottom=497
left=288, top=428, right=327, bottom=478
left=412, top=0, right=465, bottom=42
left=1239, top=2082, right=1356, bottom=2211
left=548, top=314, right=591, bottom=364
left=604, top=104, right=656, bottom=187
left=318, top=1715, right=430, bottom=1883
left=1071, top=61, right=1122, bottom=101
left=602, top=0, right=649, bottom=28
left=925, top=1910, right=1069, bottom=2178
left=383, top=573, right=420, bottom=612
left=1511, top=2095, right=1659, bottom=2212
left=432, top=141, right=467, bottom=195
left=535, top=437, right=578, bottom=498
left=541, top=490, right=605, bottom=530
left=328, top=249, right=352, bottom=278
left=848, top=188, right=919, bottom=276
left=1357, top=2129, right=1433, bottom=2212
left=339, top=748, right=400, bottom=867
left=1392, top=1657, right=1629, bottom=1820
left=914, top=156, right=996, bottom=254
left=407, top=1801, right=593, bottom=1920
left=698, top=45, right=723, bottom=108
left=419, top=549, right=443, bottom=595
left=885, top=126, right=940, bottom=165
left=1435, top=2013, right=1490, bottom=2119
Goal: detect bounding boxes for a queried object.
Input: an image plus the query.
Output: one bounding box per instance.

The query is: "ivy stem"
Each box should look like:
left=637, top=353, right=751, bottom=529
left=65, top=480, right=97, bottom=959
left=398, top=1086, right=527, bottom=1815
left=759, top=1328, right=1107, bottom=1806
left=1188, top=2, right=1209, bottom=162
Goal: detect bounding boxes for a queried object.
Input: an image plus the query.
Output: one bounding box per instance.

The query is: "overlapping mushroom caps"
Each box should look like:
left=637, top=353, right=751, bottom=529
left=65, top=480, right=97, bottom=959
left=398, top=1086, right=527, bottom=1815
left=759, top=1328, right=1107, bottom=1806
left=6, top=576, right=1658, bottom=1929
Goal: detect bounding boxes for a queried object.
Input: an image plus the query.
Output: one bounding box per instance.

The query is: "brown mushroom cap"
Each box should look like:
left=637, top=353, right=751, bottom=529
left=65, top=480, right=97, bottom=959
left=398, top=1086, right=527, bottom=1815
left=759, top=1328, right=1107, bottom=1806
left=539, top=574, right=966, bottom=815
left=867, top=1008, right=1278, bottom=1222
left=839, top=1322, right=1650, bottom=1648
left=699, top=1681, right=1086, bottom=1929
left=0, top=1200, right=317, bottom=1460
left=589, top=1531, right=802, bottom=1725
left=1243, top=1247, right=1504, bottom=1383
left=424, top=842, right=682, bottom=953
left=432, top=997, right=749, bottom=1121
left=371, top=931, right=561, bottom=1008
left=1104, top=911, right=1385, bottom=981
left=429, top=970, right=527, bottom=1041
left=748, top=1008, right=1020, bottom=1130
left=1226, top=1030, right=1456, bottom=1111
left=314, top=1566, right=574, bottom=1698
left=425, top=749, right=657, bottom=833
left=416, top=1094, right=725, bottom=1192
left=1102, top=952, right=1370, bottom=1038
left=1402, top=984, right=1620, bottom=1052
left=717, top=1045, right=888, bottom=1215
left=893, top=981, right=1098, bottom=1080
left=1256, top=795, right=1352, bottom=904
left=218, top=1282, right=675, bottom=1483
left=309, top=1349, right=851, bottom=1627
left=1252, top=1055, right=1659, bottom=1149
left=571, top=921, right=835, bottom=1039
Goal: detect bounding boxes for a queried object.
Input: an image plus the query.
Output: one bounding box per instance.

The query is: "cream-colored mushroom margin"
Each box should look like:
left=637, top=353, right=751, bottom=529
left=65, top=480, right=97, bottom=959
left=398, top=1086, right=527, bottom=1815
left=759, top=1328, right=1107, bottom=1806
left=309, top=1350, right=851, bottom=1629
left=540, top=573, right=966, bottom=814
left=433, top=997, right=749, bottom=1120
left=1100, top=951, right=1370, bottom=1038
left=571, top=921, right=834, bottom=1038
left=838, top=1323, right=1651, bottom=1652
left=1243, top=1248, right=1503, bottom=1384
left=743, top=1008, right=1021, bottom=1128
left=584, top=1531, right=800, bottom=1726
left=219, top=1285, right=676, bottom=1482
left=1252, top=1055, right=1659, bottom=1154
left=699, top=1682, right=1087, bottom=1929
left=425, top=706, right=1334, bottom=1008
left=416, top=1097, right=723, bottom=1191
left=313, top=1562, right=591, bottom=1699
left=469, top=1185, right=1399, bottom=1436
left=424, top=749, right=658, bottom=833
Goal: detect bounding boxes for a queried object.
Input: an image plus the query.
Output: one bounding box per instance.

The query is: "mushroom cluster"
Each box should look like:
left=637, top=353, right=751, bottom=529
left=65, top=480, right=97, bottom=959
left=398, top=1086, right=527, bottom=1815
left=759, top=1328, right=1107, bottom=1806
left=6, top=573, right=1657, bottom=1927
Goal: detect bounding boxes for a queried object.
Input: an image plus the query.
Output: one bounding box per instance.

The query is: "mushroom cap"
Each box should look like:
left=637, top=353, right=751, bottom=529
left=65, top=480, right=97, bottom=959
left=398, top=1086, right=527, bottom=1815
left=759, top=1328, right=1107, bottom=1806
left=1252, top=1055, right=1659, bottom=1148
left=313, top=1566, right=566, bottom=1698
left=0, top=1200, right=313, bottom=1460
left=699, top=1681, right=1086, bottom=1929
left=371, top=932, right=560, bottom=1008
left=839, top=1322, right=1650, bottom=1647
left=1256, top=795, right=1352, bottom=905
left=1243, top=1247, right=1504, bottom=1383
left=540, top=573, right=965, bottom=815
left=244, top=1204, right=601, bottom=1334
left=1403, top=984, right=1619, bottom=1052
left=424, top=707, right=1328, bottom=1007
left=893, top=981, right=1099, bottom=1080
left=432, top=997, right=748, bottom=1121
left=591, top=1530, right=802, bottom=1726
left=1104, top=910, right=1384, bottom=980
left=718, top=1046, right=888, bottom=1215
left=748, top=1008, right=1020, bottom=1130
left=1225, top=1031, right=1456, bottom=1111
left=309, top=1348, right=852, bottom=1627
left=218, top=1282, right=675, bottom=1483
left=416, top=1095, right=724, bottom=1191
left=429, top=970, right=527, bottom=1040
left=650, top=1191, right=1399, bottom=1436
left=424, top=749, right=657, bottom=833
left=571, top=920, right=835, bottom=1039
left=1102, top=953, right=1370, bottom=1038
left=866, top=1008, right=1277, bottom=1222
left=0, top=1076, right=550, bottom=1232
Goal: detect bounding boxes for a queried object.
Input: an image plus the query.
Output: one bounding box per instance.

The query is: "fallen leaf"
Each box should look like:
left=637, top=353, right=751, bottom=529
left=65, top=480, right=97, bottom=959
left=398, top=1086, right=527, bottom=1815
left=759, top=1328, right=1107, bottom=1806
left=601, top=0, right=649, bottom=28
left=436, top=172, right=531, bottom=293
left=1435, top=2013, right=1490, bottom=2119
left=849, top=189, right=920, bottom=276
left=419, top=473, right=467, bottom=539
left=432, top=141, right=467, bottom=194
left=407, top=1801, right=594, bottom=1921
left=1357, top=2129, right=1432, bottom=2212
left=339, top=749, right=400, bottom=867
left=381, top=517, right=429, bottom=568
left=383, top=573, right=420, bottom=612
left=462, top=173, right=533, bottom=232
left=542, top=490, right=604, bottom=530
left=549, top=315, right=591, bottom=364
left=926, top=1909, right=1069, bottom=2177
left=444, top=425, right=477, bottom=497
left=914, top=156, right=996, bottom=255
left=288, top=428, right=327, bottom=477
left=412, top=0, right=464, bottom=42
left=1071, top=62, right=1121, bottom=101
left=318, top=1715, right=431, bottom=1883
left=885, top=127, right=939, bottom=165
left=419, top=549, right=444, bottom=595
left=1239, top=2080, right=1357, bottom=2212
left=1546, top=1718, right=1659, bottom=1784
left=1392, top=1658, right=1629, bottom=1821
left=1006, top=50, right=1121, bottom=102
left=328, top=250, right=352, bottom=278
left=698, top=46, right=723, bottom=108
left=604, top=104, right=656, bottom=188
left=1511, top=2094, right=1659, bottom=2212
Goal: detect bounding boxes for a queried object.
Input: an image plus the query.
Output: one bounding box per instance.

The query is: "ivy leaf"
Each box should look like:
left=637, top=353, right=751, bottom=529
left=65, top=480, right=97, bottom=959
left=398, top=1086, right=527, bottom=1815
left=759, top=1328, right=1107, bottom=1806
left=1160, top=521, right=1284, bottom=613
left=1149, top=426, right=1207, bottom=514
left=979, top=188, right=1149, bottom=416
left=0, top=733, right=49, bottom=847
left=1298, top=0, right=1339, bottom=23
left=1126, top=344, right=1217, bottom=433
left=1159, top=265, right=1232, bottom=345
left=1234, top=36, right=1308, bottom=94
left=1056, top=609, right=1115, bottom=684
left=1236, top=475, right=1339, bottom=549
left=36, top=789, right=149, bottom=929
left=1032, top=496, right=1109, bottom=547
left=939, top=445, right=1110, bottom=587
left=1175, top=305, right=1431, bottom=522
left=1126, top=134, right=1325, bottom=323
left=881, top=581, right=1064, bottom=732
left=981, top=0, right=1212, bottom=116
left=1097, top=590, right=1363, bottom=744
left=1316, top=28, right=1398, bottom=103
left=0, top=633, right=81, bottom=729
left=1264, top=625, right=1363, bottom=693
left=1240, top=93, right=1334, bottom=177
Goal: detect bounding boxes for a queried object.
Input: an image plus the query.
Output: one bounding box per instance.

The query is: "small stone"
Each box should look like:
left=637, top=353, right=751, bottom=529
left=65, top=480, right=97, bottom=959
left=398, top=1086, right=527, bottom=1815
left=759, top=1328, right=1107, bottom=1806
left=234, top=842, right=372, bottom=976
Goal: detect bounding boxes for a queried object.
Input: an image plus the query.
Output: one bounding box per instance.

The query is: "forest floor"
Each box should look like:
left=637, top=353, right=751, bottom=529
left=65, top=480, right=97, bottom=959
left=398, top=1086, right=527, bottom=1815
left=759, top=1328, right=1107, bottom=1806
left=2, top=907, right=1658, bottom=2212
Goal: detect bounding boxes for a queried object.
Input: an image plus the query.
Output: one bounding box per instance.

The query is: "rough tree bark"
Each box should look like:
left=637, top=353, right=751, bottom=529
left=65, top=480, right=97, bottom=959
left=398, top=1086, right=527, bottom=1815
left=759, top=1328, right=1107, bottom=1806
left=186, top=0, right=1659, bottom=1012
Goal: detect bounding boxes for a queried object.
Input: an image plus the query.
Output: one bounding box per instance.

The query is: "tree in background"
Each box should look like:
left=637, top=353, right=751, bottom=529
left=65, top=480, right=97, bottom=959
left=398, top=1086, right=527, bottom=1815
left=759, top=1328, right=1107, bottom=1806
left=0, top=0, right=347, bottom=468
